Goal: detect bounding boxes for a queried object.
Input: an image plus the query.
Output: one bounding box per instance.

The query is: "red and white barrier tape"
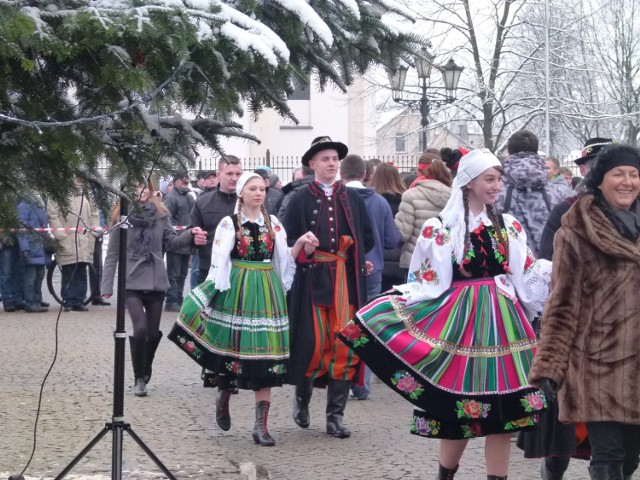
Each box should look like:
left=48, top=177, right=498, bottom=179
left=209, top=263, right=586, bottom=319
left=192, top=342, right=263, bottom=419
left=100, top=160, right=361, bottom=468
left=0, top=226, right=188, bottom=233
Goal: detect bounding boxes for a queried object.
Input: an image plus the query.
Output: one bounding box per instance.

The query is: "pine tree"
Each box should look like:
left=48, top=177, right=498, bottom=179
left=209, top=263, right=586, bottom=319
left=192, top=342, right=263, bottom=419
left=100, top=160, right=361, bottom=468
left=0, top=0, right=423, bottom=223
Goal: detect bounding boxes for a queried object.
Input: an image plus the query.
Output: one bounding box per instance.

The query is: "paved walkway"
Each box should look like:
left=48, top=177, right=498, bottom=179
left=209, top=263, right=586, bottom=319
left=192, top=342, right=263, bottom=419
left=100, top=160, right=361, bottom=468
left=0, top=284, right=614, bottom=480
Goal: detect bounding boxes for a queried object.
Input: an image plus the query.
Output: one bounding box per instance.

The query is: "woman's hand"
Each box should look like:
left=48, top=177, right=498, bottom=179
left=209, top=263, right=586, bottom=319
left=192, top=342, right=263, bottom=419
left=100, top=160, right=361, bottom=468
left=291, top=231, right=319, bottom=259
left=191, top=227, right=208, bottom=246
left=537, top=377, right=558, bottom=403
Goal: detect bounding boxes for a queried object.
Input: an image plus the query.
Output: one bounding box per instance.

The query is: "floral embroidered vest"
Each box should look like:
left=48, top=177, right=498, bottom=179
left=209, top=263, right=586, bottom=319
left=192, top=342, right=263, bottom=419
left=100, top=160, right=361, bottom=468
left=229, top=214, right=274, bottom=261
left=453, top=223, right=509, bottom=280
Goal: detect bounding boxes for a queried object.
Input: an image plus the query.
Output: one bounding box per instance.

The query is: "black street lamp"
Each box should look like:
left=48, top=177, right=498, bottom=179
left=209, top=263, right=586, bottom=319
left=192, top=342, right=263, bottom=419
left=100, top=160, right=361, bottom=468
left=387, top=48, right=463, bottom=151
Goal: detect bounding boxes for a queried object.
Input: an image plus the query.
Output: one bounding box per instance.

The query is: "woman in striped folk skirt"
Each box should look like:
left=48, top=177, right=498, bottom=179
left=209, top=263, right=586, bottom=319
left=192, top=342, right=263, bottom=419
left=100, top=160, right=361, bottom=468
left=340, top=150, right=552, bottom=480
left=169, top=172, right=318, bottom=446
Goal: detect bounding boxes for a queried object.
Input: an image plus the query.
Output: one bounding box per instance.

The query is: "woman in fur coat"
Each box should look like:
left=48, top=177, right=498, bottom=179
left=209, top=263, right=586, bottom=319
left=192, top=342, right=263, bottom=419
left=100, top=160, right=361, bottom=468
left=529, top=145, right=640, bottom=480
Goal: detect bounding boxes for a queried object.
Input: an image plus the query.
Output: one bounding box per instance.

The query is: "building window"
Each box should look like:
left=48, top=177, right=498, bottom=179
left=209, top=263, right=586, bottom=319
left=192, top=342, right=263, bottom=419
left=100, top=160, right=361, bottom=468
left=395, top=132, right=407, bottom=153
left=288, top=75, right=310, bottom=100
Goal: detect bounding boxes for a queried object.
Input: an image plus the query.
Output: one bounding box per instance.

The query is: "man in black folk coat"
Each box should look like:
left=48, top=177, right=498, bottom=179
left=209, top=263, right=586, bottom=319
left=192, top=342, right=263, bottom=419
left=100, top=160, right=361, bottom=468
left=282, top=136, right=374, bottom=438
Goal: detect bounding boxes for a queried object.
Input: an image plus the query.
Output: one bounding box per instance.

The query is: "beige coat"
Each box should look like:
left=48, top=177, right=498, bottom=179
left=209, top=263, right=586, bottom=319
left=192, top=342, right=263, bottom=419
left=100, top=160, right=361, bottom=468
left=47, top=191, right=100, bottom=266
left=394, top=179, right=451, bottom=268
left=529, top=194, right=640, bottom=425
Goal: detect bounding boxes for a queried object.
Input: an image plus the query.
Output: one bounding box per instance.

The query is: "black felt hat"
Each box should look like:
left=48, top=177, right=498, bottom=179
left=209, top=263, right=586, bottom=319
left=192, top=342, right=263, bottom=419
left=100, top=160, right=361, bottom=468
left=301, top=136, right=348, bottom=166
left=574, top=137, right=613, bottom=165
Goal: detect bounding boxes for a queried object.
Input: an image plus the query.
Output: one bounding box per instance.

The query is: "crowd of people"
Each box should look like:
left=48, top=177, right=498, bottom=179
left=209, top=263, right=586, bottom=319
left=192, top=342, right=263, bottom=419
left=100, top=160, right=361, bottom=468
left=1, top=131, right=639, bottom=480
left=0, top=176, right=108, bottom=313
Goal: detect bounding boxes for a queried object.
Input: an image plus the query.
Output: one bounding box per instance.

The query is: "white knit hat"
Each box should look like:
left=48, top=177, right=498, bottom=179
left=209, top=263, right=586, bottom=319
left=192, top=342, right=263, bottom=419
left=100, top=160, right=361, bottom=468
left=234, top=172, right=263, bottom=213
left=439, top=149, right=502, bottom=263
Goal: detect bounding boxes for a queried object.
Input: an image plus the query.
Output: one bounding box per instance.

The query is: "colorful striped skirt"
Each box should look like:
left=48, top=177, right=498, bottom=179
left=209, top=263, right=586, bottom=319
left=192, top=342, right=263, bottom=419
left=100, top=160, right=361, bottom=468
left=168, top=259, right=289, bottom=390
left=339, top=278, right=547, bottom=439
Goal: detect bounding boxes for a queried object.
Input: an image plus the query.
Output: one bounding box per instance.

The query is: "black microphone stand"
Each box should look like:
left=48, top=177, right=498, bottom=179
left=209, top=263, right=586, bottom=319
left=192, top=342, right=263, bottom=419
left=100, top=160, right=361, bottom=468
left=54, top=197, right=176, bottom=480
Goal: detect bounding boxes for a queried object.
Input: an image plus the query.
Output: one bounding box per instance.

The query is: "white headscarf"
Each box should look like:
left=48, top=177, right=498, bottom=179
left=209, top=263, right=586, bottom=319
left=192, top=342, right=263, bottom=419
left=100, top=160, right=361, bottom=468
left=234, top=172, right=264, bottom=214
left=439, top=148, right=503, bottom=263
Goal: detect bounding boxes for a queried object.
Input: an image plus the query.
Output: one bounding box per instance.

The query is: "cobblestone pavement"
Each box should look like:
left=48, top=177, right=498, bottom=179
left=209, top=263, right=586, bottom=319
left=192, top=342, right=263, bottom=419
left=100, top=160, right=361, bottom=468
left=0, top=281, right=621, bottom=480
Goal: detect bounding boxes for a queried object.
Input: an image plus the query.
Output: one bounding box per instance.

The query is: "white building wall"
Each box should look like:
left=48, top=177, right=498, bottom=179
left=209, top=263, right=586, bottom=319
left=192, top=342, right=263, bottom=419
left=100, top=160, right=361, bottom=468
left=376, top=111, right=484, bottom=159
left=215, top=75, right=376, bottom=160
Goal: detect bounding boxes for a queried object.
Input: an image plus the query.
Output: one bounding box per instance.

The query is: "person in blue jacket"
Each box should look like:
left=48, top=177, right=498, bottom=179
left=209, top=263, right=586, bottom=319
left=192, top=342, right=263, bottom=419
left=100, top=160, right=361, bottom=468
left=340, top=153, right=401, bottom=400
left=17, top=194, right=52, bottom=313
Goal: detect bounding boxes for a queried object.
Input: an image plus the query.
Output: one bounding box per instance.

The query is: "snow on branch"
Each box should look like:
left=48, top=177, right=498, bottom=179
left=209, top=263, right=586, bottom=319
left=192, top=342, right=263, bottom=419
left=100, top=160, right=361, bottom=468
left=380, top=13, right=413, bottom=36
left=212, top=0, right=290, bottom=62
left=269, top=0, right=334, bottom=45
left=106, top=45, right=133, bottom=68
left=331, top=0, right=362, bottom=20
left=219, top=21, right=280, bottom=66
left=157, top=112, right=206, bottom=143
left=19, top=6, right=50, bottom=38
left=370, top=0, right=415, bottom=20
left=19, top=0, right=291, bottom=66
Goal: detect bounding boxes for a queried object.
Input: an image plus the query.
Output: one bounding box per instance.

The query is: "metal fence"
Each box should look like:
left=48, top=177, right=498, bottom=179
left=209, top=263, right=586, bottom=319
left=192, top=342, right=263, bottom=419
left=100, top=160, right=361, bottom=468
left=98, top=149, right=585, bottom=188
left=190, top=151, right=421, bottom=185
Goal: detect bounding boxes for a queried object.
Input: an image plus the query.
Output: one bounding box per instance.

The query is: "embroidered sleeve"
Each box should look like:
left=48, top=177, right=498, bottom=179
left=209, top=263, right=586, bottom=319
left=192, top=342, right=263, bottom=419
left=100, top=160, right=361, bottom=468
left=206, top=216, right=235, bottom=291
left=502, top=213, right=552, bottom=316
left=271, top=216, right=296, bottom=291
left=394, top=217, right=454, bottom=305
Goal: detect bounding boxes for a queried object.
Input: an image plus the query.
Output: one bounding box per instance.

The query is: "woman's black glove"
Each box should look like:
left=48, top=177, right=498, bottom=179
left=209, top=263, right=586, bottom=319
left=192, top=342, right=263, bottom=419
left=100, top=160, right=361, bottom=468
left=538, top=377, right=558, bottom=403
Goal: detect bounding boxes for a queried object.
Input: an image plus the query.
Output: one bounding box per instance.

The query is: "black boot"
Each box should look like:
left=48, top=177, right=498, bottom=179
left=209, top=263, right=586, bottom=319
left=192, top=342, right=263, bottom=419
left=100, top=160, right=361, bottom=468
left=252, top=401, right=275, bottom=446
left=216, top=389, right=232, bottom=431
left=143, top=331, right=163, bottom=384
left=541, top=457, right=570, bottom=480
left=487, top=476, right=507, bottom=480
left=589, top=464, right=624, bottom=480
left=129, top=337, right=148, bottom=397
left=293, top=377, right=314, bottom=429
left=437, top=464, right=458, bottom=480
left=326, top=379, right=351, bottom=438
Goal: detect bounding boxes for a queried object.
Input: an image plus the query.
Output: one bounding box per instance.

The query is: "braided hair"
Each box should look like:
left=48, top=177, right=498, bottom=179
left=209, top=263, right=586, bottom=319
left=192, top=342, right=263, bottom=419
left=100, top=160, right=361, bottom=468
left=235, top=197, right=245, bottom=241
left=261, top=204, right=277, bottom=241
left=486, top=203, right=510, bottom=268
left=458, top=188, right=472, bottom=278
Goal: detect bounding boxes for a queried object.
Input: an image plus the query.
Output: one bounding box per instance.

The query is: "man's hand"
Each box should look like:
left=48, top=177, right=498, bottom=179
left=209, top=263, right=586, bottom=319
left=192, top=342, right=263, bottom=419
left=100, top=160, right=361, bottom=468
left=191, top=227, right=207, bottom=246
left=365, top=261, right=374, bottom=276
left=302, top=232, right=319, bottom=255
left=21, top=250, right=31, bottom=264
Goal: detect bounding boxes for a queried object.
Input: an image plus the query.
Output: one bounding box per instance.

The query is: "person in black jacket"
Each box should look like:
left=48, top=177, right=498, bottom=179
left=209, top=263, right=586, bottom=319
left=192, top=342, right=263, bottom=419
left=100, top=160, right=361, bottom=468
left=254, top=168, right=283, bottom=216
left=278, top=165, right=314, bottom=219
left=172, top=156, right=242, bottom=285
left=163, top=172, right=195, bottom=311
left=282, top=136, right=374, bottom=439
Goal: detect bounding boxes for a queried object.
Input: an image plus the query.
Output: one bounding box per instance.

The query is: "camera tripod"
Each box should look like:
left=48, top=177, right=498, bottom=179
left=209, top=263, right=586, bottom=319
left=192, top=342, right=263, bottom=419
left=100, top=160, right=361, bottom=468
left=55, top=199, right=176, bottom=480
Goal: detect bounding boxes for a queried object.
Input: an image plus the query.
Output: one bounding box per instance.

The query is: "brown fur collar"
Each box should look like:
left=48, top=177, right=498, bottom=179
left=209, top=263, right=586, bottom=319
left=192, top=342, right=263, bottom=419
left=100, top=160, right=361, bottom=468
left=562, top=194, right=640, bottom=260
